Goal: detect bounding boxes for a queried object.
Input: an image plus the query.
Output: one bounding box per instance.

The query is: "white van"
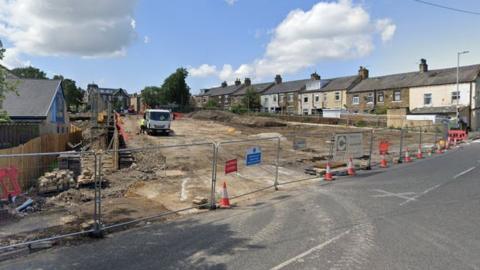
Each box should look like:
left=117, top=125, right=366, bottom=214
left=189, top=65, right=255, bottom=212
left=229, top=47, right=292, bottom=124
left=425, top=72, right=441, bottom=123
left=144, top=109, right=172, bottom=135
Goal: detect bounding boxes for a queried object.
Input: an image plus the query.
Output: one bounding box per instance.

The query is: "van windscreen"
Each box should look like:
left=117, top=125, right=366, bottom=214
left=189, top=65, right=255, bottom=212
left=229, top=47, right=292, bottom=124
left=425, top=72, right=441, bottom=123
left=150, top=111, right=170, bottom=121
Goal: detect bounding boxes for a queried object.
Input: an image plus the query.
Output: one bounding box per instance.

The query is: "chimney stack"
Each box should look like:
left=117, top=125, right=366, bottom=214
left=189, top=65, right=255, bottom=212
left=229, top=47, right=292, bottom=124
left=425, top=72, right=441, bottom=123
left=221, top=81, right=227, bottom=88
left=358, top=66, right=369, bottom=80
left=419, top=58, right=428, bottom=72
left=274, top=74, right=282, bottom=84
left=310, top=72, right=320, bottom=80
left=234, top=78, right=241, bottom=86
left=244, top=78, right=252, bottom=86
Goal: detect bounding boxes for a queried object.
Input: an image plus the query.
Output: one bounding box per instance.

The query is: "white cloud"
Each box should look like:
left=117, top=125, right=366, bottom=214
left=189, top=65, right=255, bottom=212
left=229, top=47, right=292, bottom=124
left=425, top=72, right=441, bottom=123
left=376, top=19, right=396, bottom=43
left=225, top=0, right=237, bottom=6
left=0, top=47, right=30, bottom=68
left=190, top=0, right=396, bottom=82
left=188, top=64, right=218, bottom=77
left=0, top=0, right=138, bottom=58
left=144, top=36, right=150, bottom=44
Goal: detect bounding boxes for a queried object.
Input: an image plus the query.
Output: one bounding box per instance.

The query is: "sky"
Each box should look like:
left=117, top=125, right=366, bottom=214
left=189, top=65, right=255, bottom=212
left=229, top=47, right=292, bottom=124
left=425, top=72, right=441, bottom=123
left=0, top=0, right=479, bottom=94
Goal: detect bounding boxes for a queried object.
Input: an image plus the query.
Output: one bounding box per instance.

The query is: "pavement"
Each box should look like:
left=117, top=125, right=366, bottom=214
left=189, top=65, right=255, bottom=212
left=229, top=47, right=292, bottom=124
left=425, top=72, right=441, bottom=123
left=1, top=142, right=480, bottom=270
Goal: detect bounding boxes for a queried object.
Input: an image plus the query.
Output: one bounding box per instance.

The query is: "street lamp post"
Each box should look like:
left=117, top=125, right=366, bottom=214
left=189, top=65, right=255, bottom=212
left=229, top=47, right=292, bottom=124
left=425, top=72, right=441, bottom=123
left=456, top=50, right=469, bottom=128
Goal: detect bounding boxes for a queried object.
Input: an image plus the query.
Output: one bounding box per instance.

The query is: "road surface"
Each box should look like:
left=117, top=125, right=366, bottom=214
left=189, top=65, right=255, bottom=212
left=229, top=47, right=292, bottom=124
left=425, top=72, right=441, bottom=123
left=1, top=142, right=480, bottom=270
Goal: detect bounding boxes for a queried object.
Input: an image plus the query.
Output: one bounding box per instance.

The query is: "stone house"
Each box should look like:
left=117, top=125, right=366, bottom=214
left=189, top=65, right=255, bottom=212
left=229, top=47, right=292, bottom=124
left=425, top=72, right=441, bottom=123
left=300, top=72, right=361, bottom=115
left=231, top=78, right=274, bottom=109
left=261, top=75, right=308, bottom=114
left=196, top=80, right=245, bottom=110
left=348, top=66, right=409, bottom=113
left=87, top=83, right=130, bottom=111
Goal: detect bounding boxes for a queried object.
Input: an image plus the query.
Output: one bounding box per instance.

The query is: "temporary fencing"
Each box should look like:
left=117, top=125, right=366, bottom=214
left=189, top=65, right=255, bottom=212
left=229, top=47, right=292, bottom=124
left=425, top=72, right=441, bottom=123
left=215, top=137, right=280, bottom=199
left=0, top=123, right=452, bottom=251
left=0, top=151, right=96, bottom=249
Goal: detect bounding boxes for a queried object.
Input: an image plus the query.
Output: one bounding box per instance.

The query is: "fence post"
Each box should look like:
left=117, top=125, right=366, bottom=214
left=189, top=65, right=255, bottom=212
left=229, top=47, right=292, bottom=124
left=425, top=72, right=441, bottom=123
left=210, top=143, right=218, bottom=210
left=398, top=128, right=405, bottom=163
left=366, top=129, right=374, bottom=170
left=92, top=152, right=103, bottom=237
left=419, top=126, right=423, bottom=148
left=274, top=137, right=280, bottom=190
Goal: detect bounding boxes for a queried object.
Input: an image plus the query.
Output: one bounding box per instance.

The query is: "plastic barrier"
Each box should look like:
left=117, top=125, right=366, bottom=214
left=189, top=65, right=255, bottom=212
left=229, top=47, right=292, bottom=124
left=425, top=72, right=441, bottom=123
left=0, top=167, right=21, bottom=199
left=448, top=130, right=467, bottom=142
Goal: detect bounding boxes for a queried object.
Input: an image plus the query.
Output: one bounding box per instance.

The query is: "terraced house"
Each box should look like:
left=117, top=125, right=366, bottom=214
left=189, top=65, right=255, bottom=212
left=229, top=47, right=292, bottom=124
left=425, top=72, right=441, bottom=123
left=261, top=75, right=308, bottom=114
left=347, top=65, right=412, bottom=113
left=407, top=62, right=480, bottom=130
left=195, top=79, right=245, bottom=110
left=299, top=71, right=362, bottom=115
left=231, top=78, right=274, bottom=107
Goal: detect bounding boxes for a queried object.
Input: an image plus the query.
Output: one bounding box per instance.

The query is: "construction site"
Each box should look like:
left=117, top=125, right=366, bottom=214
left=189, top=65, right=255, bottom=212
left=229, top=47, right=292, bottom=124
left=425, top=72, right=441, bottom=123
left=0, top=109, right=446, bottom=252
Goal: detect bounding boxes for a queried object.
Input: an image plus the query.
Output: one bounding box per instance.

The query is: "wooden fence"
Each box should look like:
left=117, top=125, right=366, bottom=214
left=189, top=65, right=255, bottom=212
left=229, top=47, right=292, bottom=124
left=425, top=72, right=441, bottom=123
left=0, top=123, right=40, bottom=149
left=0, top=124, right=83, bottom=191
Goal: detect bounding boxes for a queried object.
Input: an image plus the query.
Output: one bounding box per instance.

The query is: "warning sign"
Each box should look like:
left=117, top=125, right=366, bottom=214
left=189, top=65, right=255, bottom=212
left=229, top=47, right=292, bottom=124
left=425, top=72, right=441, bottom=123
left=224, top=159, right=238, bottom=174
left=334, top=133, right=363, bottom=159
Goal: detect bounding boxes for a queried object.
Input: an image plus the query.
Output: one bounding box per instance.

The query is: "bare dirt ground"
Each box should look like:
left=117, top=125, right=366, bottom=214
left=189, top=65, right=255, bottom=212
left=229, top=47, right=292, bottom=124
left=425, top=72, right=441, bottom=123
left=1, top=111, right=440, bottom=248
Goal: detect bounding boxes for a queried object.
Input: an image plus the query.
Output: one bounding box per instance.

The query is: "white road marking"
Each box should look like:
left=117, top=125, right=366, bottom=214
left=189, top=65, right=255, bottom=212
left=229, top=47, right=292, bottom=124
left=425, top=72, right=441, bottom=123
left=269, top=229, right=351, bottom=270
left=180, top=178, right=189, bottom=201
left=400, top=184, right=441, bottom=206
left=453, top=167, right=476, bottom=179
left=371, top=189, right=417, bottom=203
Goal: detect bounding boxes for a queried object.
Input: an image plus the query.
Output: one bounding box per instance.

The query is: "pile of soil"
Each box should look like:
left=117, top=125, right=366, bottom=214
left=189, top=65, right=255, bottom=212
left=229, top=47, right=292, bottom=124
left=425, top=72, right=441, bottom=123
left=189, top=110, right=286, bottom=128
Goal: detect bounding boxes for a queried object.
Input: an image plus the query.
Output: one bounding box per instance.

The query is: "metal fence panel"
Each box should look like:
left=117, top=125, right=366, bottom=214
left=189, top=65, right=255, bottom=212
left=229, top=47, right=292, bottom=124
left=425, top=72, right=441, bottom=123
left=215, top=138, right=279, bottom=200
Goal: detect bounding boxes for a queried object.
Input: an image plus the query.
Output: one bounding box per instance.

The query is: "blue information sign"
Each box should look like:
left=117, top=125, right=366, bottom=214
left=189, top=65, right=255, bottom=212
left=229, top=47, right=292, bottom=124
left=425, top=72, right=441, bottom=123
left=245, top=146, right=262, bottom=166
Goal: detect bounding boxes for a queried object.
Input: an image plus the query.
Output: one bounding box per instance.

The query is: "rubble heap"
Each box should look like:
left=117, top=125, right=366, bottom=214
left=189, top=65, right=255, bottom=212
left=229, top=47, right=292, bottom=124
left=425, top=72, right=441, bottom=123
left=39, top=169, right=76, bottom=189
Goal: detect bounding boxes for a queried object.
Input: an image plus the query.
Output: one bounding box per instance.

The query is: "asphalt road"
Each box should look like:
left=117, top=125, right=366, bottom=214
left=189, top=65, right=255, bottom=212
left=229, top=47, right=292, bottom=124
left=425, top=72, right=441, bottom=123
left=2, top=142, right=480, bottom=270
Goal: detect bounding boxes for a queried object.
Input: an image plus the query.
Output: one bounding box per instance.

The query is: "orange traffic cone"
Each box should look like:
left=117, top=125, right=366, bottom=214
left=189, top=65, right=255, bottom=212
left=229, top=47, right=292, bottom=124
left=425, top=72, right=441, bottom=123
left=347, top=157, right=355, bottom=176
left=416, top=146, right=423, bottom=159
left=380, top=154, right=388, bottom=168
left=219, top=182, right=231, bottom=208
left=404, top=147, right=412, bottom=163
left=324, top=162, right=334, bottom=181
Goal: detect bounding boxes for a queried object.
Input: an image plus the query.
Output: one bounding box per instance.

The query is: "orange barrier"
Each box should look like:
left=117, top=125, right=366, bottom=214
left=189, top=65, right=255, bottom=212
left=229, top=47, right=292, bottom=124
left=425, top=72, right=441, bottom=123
left=448, top=130, right=467, bottom=142
left=115, top=113, right=128, bottom=142
left=173, top=112, right=183, bottom=120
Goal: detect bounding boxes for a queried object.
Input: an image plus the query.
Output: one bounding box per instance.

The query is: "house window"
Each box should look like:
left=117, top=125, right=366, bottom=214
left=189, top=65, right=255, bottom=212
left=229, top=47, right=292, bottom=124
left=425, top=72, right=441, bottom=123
left=366, top=93, right=374, bottom=104
left=304, top=97, right=308, bottom=103
left=377, top=92, right=384, bottom=103
left=287, top=94, right=293, bottom=102
left=393, top=90, right=401, bottom=101
left=303, top=109, right=309, bottom=115
left=335, top=92, right=340, bottom=101
left=224, top=95, right=229, bottom=103
left=315, top=95, right=319, bottom=102
left=352, top=95, right=360, bottom=105
left=424, top=93, right=432, bottom=105
left=451, top=91, right=460, bottom=103
left=264, top=97, right=269, bottom=103
left=273, top=95, right=277, bottom=102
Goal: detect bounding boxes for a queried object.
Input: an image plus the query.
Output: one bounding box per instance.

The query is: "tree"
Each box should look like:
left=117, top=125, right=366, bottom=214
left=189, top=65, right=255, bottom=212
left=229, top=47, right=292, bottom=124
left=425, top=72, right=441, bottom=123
left=0, top=42, right=17, bottom=121
left=160, top=68, right=191, bottom=107
left=141, top=86, right=165, bottom=108
left=11, top=66, right=47, bottom=79
left=53, top=75, right=84, bottom=112
left=205, top=99, right=219, bottom=108
left=241, top=87, right=261, bottom=111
